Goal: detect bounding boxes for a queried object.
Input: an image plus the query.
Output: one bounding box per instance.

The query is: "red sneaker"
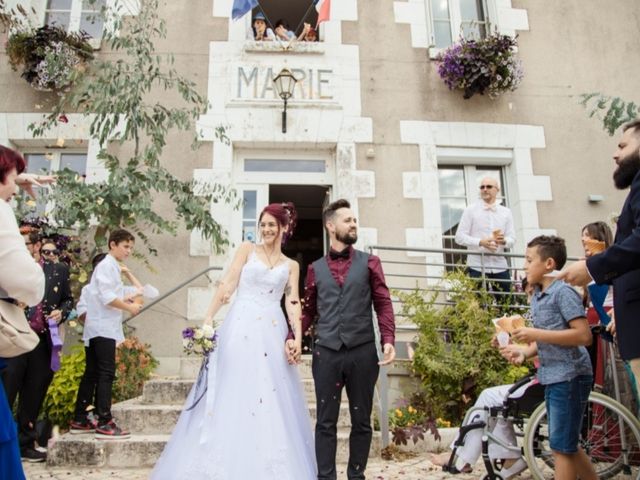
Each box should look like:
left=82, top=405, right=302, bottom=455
left=95, top=420, right=130, bottom=440
left=69, top=418, right=97, bottom=434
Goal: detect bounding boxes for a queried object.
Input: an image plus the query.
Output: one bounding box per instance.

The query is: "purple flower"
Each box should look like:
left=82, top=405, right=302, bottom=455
left=435, top=33, right=522, bottom=99
left=182, top=327, right=195, bottom=339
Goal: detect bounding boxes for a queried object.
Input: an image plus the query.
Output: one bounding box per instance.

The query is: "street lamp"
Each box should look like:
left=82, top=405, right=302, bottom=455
left=273, top=67, right=298, bottom=134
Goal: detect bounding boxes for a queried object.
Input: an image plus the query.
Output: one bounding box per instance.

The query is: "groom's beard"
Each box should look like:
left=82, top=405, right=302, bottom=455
left=336, top=229, right=357, bottom=245
left=614, top=149, right=640, bottom=189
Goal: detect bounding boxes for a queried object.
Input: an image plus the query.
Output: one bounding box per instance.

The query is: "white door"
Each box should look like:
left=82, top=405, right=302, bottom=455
left=234, top=184, right=269, bottom=246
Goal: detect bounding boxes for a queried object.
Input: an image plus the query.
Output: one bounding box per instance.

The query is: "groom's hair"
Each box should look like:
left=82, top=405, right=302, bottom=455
left=322, top=199, right=351, bottom=226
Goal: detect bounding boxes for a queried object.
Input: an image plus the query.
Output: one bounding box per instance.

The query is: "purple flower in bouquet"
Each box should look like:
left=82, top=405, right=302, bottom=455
left=436, top=33, right=523, bottom=99
left=182, top=327, right=195, bottom=339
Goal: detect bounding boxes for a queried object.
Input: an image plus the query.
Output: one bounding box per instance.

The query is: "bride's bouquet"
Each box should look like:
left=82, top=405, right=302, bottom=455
left=182, top=324, right=218, bottom=356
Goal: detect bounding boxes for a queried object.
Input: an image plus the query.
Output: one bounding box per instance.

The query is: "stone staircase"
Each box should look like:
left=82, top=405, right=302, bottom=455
left=47, top=357, right=381, bottom=468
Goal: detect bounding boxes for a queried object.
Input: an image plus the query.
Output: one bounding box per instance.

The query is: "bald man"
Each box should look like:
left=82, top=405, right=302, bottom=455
left=454, top=177, right=516, bottom=298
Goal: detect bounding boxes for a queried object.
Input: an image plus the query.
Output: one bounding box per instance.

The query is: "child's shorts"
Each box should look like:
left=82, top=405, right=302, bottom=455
left=544, top=374, right=592, bottom=454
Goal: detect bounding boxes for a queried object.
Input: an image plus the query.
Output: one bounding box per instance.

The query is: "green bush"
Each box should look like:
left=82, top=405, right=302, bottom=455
left=401, top=271, right=529, bottom=424
left=41, top=345, right=85, bottom=427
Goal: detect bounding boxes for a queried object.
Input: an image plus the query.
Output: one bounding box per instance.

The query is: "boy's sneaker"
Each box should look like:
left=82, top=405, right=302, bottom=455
left=69, top=418, right=98, bottom=434
left=21, top=447, right=46, bottom=463
left=95, top=420, right=130, bottom=440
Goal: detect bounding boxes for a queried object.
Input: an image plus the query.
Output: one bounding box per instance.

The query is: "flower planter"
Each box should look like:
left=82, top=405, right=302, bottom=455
left=436, top=33, right=523, bottom=99
left=5, top=25, right=94, bottom=92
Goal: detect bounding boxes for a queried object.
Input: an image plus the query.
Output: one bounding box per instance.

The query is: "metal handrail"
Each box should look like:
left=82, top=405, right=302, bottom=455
left=123, top=266, right=223, bottom=324
left=367, top=244, right=580, bottom=448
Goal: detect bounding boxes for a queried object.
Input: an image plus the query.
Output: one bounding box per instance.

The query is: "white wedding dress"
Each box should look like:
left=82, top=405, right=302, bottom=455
left=151, top=250, right=317, bottom=479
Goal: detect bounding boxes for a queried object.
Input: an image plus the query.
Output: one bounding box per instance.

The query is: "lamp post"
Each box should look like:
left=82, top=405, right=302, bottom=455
left=273, top=68, right=298, bottom=134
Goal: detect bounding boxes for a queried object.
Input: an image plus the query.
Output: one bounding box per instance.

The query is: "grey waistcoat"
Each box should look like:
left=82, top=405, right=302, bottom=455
left=313, top=250, right=374, bottom=351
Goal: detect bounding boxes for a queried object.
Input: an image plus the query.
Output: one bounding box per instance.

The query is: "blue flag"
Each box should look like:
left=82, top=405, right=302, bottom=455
left=232, top=0, right=258, bottom=20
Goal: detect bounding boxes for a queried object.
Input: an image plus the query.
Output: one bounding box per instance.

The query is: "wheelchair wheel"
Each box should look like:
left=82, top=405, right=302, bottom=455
left=523, top=391, right=640, bottom=479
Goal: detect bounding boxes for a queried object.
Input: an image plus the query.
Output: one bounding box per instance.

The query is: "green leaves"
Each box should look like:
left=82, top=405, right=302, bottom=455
left=580, top=93, right=639, bottom=136
left=398, top=271, right=529, bottom=423
left=41, top=346, right=86, bottom=427
left=23, top=0, right=233, bottom=257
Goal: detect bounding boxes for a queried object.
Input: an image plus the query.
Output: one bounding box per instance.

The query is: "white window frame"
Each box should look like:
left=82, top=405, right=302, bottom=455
left=234, top=151, right=335, bottom=186
left=437, top=155, right=510, bottom=270
left=426, top=0, right=496, bottom=58
left=234, top=184, right=269, bottom=246
left=22, top=149, right=89, bottom=216
left=24, top=150, right=88, bottom=175
left=40, top=0, right=105, bottom=47
left=33, top=0, right=140, bottom=48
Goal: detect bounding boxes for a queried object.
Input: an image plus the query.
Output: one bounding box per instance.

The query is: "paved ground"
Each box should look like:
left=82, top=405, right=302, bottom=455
left=24, top=456, right=534, bottom=479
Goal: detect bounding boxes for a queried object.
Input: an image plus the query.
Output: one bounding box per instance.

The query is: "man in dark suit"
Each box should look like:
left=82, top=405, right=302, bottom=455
left=561, top=119, right=640, bottom=397
left=1, top=233, right=74, bottom=462
left=286, top=199, right=395, bottom=480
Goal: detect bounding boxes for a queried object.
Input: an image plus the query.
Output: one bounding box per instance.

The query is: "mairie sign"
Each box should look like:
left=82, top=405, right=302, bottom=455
left=237, top=66, right=334, bottom=100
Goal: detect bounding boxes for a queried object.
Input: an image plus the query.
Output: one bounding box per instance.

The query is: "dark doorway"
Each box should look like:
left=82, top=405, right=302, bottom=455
left=270, top=184, right=328, bottom=353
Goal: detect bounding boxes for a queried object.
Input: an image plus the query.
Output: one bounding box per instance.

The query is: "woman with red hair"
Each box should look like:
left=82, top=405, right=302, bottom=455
left=152, top=202, right=316, bottom=479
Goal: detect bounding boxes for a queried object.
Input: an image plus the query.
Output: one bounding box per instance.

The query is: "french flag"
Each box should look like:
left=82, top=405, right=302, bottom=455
left=231, top=0, right=258, bottom=20
left=315, top=0, right=331, bottom=26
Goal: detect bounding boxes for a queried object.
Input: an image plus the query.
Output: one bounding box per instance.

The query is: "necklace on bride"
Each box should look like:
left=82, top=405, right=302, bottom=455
left=262, top=244, right=280, bottom=269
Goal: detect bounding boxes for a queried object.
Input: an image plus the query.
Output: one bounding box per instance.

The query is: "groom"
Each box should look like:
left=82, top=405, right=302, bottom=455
left=287, top=198, right=396, bottom=480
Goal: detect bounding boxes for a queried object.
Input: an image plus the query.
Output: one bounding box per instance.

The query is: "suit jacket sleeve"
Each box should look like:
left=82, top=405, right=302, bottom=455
left=587, top=184, right=640, bottom=284
left=57, top=264, right=74, bottom=322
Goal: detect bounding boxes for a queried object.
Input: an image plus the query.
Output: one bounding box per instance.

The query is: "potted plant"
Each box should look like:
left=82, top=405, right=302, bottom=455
left=5, top=24, right=93, bottom=92
left=436, top=33, right=523, bottom=99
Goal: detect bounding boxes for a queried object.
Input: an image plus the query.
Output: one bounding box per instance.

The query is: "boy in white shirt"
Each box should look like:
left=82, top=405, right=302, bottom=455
left=70, top=230, right=143, bottom=439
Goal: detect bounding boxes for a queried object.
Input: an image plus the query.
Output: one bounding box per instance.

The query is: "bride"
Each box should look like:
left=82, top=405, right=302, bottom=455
left=151, top=202, right=316, bottom=479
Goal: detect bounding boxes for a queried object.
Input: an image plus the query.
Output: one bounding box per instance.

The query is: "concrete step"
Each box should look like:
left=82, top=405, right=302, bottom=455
left=47, top=434, right=169, bottom=468
left=142, top=377, right=319, bottom=405
left=141, top=379, right=193, bottom=405
left=47, top=430, right=380, bottom=468
left=112, top=398, right=354, bottom=434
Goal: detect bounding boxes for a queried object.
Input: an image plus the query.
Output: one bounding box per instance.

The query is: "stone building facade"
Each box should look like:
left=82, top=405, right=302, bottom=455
left=1, top=0, right=637, bottom=373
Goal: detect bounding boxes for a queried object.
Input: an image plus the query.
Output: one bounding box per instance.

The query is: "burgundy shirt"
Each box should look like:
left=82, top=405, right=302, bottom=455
left=292, top=246, right=395, bottom=346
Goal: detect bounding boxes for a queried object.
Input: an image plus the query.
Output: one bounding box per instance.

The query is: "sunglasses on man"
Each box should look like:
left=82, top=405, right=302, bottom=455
left=41, top=249, right=59, bottom=257
left=479, top=185, right=495, bottom=190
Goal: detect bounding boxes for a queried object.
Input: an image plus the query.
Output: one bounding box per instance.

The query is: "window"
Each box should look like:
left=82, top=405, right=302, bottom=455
left=242, top=190, right=257, bottom=242
left=248, top=6, right=320, bottom=43
left=244, top=159, right=326, bottom=173
left=429, top=0, right=488, bottom=49
left=45, top=0, right=105, bottom=38
left=24, top=152, right=87, bottom=215
left=438, top=165, right=504, bottom=269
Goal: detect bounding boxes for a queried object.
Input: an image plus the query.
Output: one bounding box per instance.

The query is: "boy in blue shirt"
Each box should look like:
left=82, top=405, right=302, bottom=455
left=503, top=235, right=597, bottom=480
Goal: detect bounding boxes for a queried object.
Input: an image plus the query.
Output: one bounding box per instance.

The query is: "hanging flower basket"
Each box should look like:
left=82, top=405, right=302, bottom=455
left=5, top=25, right=94, bottom=92
left=436, top=33, right=523, bottom=100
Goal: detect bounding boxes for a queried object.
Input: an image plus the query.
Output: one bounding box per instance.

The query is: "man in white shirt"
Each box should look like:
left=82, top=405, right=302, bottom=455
left=454, top=177, right=516, bottom=297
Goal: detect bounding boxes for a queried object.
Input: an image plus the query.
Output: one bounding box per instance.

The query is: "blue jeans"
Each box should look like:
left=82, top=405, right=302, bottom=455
left=545, top=375, right=592, bottom=453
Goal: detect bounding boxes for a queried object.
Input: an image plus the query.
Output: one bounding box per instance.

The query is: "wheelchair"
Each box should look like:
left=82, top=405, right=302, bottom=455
left=443, top=354, right=640, bottom=479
